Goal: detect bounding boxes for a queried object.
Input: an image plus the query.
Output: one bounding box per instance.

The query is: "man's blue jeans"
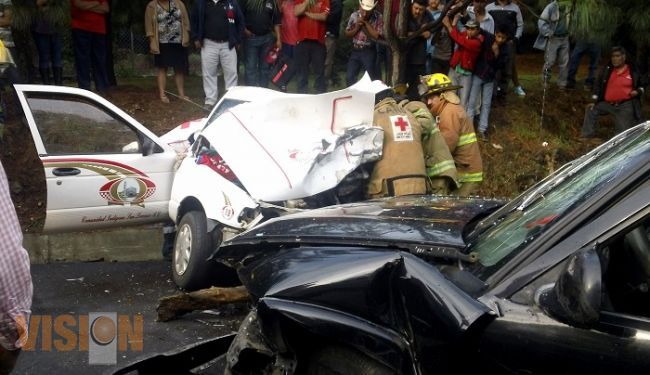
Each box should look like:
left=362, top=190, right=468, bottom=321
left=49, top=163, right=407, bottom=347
left=33, top=32, right=63, bottom=69
left=346, top=47, right=377, bottom=86
left=466, top=76, right=494, bottom=134
left=295, top=40, right=326, bottom=94
left=568, top=41, right=601, bottom=87
left=72, top=28, right=109, bottom=92
left=244, top=33, right=274, bottom=88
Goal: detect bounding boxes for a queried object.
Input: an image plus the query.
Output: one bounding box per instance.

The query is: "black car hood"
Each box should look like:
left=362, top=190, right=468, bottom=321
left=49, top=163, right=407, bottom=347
left=221, top=195, right=503, bottom=256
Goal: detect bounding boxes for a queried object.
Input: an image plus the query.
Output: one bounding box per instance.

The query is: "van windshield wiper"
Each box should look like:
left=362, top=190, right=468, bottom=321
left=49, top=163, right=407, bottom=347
left=399, top=244, right=479, bottom=263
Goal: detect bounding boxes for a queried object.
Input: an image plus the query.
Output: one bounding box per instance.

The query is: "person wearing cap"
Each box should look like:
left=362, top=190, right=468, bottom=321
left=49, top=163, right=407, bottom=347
left=367, top=89, right=427, bottom=198
left=467, top=26, right=508, bottom=141
left=533, top=0, right=570, bottom=90
left=420, top=73, right=483, bottom=196
left=441, top=13, right=484, bottom=110
left=465, top=0, right=494, bottom=35
left=344, top=0, right=383, bottom=85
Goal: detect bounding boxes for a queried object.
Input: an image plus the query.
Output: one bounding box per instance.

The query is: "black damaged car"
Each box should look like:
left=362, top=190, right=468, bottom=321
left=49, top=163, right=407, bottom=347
left=116, top=122, right=649, bottom=374
left=217, top=122, right=650, bottom=374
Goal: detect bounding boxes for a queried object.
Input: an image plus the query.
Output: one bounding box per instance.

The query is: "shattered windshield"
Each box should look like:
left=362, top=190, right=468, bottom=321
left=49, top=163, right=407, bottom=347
left=468, top=127, right=649, bottom=280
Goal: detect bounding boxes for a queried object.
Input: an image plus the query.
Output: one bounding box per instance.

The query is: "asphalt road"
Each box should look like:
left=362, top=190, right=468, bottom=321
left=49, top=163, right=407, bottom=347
left=13, top=260, right=248, bottom=374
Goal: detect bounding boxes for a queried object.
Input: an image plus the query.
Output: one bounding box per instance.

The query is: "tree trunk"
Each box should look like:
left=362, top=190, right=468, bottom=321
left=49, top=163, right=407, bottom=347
left=157, top=285, right=250, bottom=322
left=382, top=0, right=473, bottom=86
left=106, top=0, right=117, bottom=86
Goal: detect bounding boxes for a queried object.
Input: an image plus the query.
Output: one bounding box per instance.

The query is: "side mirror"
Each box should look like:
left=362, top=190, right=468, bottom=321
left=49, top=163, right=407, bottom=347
left=536, top=248, right=602, bottom=328
left=141, top=137, right=162, bottom=156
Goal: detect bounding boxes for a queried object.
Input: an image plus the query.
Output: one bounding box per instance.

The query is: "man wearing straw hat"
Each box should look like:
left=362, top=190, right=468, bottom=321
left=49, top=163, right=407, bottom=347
left=344, top=0, right=383, bottom=85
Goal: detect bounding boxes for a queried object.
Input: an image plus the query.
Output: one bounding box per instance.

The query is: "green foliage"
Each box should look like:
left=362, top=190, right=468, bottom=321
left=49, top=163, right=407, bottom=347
left=11, top=0, right=69, bottom=32
left=627, top=3, right=650, bottom=45
left=10, top=1, right=34, bottom=32
left=570, top=0, right=621, bottom=47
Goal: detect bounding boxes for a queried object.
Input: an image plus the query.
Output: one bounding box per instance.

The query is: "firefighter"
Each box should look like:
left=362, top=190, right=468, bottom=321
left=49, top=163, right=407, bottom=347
left=420, top=73, right=483, bottom=196
left=367, top=88, right=427, bottom=198
left=399, top=99, right=459, bottom=195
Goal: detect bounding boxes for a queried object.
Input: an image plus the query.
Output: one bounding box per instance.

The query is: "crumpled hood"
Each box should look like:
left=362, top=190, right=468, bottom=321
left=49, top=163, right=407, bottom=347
left=198, top=77, right=383, bottom=202
left=217, top=195, right=504, bottom=264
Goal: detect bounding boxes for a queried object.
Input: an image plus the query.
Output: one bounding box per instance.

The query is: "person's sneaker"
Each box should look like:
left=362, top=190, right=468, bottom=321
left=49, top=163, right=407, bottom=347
left=514, top=86, right=526, bottom=97
left=479, top=131, right=488, bottom=142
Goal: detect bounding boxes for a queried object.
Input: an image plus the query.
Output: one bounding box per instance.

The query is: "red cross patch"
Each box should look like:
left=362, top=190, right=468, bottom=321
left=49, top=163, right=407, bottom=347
left=390, top=115, right=414, bottom=142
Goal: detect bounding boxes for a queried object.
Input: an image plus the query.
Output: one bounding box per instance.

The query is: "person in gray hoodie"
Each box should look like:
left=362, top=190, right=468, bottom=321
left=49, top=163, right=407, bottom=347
left=534, top=0, right=570, bottom=89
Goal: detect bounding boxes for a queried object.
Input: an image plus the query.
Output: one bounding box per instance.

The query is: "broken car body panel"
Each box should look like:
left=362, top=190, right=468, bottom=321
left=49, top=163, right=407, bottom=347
left=218, top=196, right=503, bottom=373
left=16, top=77, right=384, bottom=233
left=15, top=84, right=178, bottom=232
left=194, top=84, right=380, bottom=202
left=219, top=195, right=503, bottom=252
left=218, top=123, right=650, bottom=374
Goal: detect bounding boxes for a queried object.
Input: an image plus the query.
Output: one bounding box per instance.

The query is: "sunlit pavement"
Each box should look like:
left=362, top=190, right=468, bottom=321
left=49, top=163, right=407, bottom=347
left=13, top=260, right=248, bottom=374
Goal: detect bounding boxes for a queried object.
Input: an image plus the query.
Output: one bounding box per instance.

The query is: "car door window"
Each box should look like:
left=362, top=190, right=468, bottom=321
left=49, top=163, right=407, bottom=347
left=25, top=93, right=141, bottom=155
left=600, top=218, right=650, bottom=317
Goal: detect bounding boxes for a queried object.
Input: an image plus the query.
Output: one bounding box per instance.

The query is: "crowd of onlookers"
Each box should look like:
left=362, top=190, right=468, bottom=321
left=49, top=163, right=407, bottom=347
left=0, top=0, right=646, bottom=140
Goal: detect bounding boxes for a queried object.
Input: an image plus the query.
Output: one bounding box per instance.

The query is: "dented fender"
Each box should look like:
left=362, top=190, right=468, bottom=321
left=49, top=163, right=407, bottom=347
left=226, top=247, right=494, bottom=373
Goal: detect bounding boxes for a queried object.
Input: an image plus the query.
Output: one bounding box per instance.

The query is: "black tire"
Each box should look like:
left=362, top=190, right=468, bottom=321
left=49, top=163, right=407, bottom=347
left=306, top=346, right=395, bottom=375
left=172, top=210, right=237, bottom=290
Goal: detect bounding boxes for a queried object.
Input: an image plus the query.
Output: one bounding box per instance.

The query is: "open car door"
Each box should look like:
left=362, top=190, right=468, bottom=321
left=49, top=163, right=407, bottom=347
left=15, top=85, right=176, bottom=233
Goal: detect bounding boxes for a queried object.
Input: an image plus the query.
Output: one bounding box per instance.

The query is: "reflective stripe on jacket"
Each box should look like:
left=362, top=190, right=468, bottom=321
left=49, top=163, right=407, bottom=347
left=437, top=102, right=483, bottom=184
left=400, top=100, right=458, bottom=187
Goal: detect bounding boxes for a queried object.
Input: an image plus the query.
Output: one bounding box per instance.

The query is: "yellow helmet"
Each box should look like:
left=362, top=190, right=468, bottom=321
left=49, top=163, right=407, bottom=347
left=419, top=73, right=462, bottom=98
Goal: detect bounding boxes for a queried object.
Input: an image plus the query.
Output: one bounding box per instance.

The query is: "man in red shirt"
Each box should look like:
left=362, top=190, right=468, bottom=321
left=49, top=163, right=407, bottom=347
left=70, top=0, right=110, bottom=94
left=581, top=46, right=646, bottom=141
left=294, top=0, right=330, bottom=93
left=442, top=15, right=483, bottom=110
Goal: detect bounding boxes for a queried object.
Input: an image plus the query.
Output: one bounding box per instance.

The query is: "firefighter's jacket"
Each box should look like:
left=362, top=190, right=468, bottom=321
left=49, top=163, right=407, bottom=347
left=400, top=100, right=459, bottom=187
left=367, top=97, right=427, bottom=198
left=437, top=102, right=483, bottom=184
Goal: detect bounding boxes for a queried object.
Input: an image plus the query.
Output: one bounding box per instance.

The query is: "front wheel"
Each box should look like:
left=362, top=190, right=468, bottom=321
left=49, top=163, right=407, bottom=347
left=172, top=210, right=237, bottom=290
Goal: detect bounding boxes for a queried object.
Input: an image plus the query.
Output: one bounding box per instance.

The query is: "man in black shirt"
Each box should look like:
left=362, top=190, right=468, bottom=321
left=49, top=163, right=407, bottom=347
left=325, top=0, right=343, bottom=86
left=242, top=0, right=281, bottom=87
left=191, top=0, right=245, bottom=107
